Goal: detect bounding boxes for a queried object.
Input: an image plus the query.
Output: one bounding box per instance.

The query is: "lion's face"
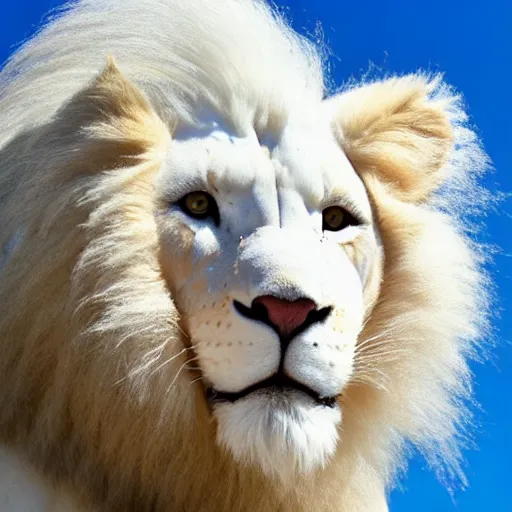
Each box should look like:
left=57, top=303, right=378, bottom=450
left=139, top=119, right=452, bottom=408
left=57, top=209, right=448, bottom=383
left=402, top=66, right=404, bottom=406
left=156, top=111, right=381, bottom=477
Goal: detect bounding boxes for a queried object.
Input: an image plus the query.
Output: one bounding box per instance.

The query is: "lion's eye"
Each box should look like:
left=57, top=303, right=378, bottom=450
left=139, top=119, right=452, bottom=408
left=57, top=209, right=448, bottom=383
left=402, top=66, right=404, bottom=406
left=179, top=191, right=220, bottom=225
left=185, top=192, right=210, bottom=215
left=322, top=206, right=358, bottom=232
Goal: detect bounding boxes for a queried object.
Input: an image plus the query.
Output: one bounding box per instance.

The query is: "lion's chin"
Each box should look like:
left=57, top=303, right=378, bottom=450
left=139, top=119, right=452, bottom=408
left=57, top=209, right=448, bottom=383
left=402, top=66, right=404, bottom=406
left=213, top=389, right=341, bottom=482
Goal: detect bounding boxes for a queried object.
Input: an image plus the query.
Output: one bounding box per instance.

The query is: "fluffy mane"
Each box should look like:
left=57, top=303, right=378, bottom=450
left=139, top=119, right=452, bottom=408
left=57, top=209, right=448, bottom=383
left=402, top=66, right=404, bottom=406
left=0, top=0, right=491, bottom=510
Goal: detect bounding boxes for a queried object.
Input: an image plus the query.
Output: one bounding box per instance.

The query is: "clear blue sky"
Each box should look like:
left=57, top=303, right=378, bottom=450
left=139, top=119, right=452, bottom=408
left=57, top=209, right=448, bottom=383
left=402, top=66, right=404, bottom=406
left=1, top=1, right=510, bottom=511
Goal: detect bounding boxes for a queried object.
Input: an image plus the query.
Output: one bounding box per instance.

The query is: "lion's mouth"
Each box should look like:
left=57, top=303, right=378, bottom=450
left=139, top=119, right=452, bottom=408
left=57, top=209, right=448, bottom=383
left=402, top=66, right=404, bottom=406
left=206, top=374, right=338, bottom=408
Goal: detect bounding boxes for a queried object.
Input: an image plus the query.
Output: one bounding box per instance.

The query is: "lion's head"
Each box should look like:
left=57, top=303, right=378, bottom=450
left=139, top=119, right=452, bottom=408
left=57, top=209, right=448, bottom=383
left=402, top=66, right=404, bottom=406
left=157, top=80, right=384, bottom=477
left=0, top=0, right=491, bottom=510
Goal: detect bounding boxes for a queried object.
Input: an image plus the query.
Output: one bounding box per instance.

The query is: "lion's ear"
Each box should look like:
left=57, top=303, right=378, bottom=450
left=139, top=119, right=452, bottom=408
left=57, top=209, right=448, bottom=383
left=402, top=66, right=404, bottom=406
left=329, top=75, right=454, bottom=202
left=71, top=56, right=151, bottom=123
left=60, top=56, right=170, bottom=161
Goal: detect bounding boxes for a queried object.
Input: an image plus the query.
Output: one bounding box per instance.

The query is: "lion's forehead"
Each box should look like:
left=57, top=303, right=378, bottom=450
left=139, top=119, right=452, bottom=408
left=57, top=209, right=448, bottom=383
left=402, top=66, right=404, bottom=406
left=165, top=117, right=372, bottom=222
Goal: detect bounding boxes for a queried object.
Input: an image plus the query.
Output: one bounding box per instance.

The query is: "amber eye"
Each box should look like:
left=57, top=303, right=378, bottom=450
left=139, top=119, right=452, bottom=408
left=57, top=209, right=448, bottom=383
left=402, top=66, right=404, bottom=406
left=322, top=206, right=358, bottom=232
left=179, top=191, right=220, bottom=225
left=185, top=191, right=210, bottom=215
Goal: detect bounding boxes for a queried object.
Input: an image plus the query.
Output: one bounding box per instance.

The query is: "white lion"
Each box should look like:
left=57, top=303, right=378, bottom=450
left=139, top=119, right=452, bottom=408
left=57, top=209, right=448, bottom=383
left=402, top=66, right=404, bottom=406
left=0, top=0, right=491, bottom=511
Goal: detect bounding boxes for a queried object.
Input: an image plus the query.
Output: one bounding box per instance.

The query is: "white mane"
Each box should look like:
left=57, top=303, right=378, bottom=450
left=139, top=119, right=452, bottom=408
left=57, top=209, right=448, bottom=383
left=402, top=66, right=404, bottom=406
left=0, top=0, right=324, bottom=147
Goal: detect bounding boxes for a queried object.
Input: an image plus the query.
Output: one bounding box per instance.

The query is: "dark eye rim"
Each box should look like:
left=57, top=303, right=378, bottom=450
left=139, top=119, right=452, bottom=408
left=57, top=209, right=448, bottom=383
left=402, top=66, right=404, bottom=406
left=178, top=191, right=220, bottom=226
left=322, top=205, right=361, bottom=232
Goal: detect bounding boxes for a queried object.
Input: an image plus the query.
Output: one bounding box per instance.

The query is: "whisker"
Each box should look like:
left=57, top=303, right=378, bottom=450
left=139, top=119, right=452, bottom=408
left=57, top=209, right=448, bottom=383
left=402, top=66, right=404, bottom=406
left=150, top=347, right=190, bottom=375
left=354, top=348, right=408, bottom=361
left=166, top=356, right=201, bottom=393
left=349, top=367, right=391, bottom=391
left=166, top=360, right=191, bottom=392
left=355, top=328, right=398, bottom=352
left=168, top=318, right=190, bottom=339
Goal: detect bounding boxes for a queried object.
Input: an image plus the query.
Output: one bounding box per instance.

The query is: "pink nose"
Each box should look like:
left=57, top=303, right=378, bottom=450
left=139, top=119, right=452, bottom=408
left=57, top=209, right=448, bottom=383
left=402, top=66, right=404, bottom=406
left=253, top=295, right=317, bottom=338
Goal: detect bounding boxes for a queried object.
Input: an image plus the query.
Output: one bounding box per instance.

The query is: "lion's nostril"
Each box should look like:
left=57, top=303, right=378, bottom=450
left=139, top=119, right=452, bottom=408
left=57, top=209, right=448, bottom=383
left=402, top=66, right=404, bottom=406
left=252, top=296, right=317, bottom=338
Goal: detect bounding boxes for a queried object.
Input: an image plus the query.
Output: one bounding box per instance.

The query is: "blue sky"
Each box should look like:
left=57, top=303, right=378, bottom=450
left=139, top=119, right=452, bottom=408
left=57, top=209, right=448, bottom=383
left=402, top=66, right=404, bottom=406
left=1, top=1, right=510, bottom=511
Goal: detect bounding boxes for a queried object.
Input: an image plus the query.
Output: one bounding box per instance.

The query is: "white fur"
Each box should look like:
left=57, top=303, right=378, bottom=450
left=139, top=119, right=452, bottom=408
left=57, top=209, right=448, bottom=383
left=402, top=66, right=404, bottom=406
left=0, top=0, right=324, bottom=152
left=215, top=392, right=341, bottom=480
